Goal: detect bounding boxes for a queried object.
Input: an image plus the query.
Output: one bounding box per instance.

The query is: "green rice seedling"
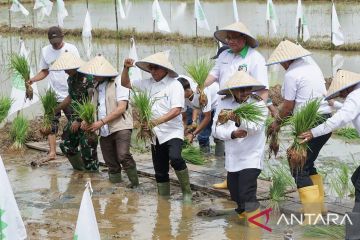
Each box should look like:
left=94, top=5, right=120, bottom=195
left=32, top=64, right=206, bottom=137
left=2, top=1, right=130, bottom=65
left=73, top=98, right=97, bottom=144
left=303, top=225, right=345, bottom=239
left=0, top=96, right=12, bottom=124
left=131, top=88, right=156, bottom=142
left=10, top=115, right=29, bottom=150
left=284, top=99, right=324, bottom=171
left=9, top=53, right=33, bottom=100
left=181, top=145, right=205, bottom=165
left=39, top=89, right=57, bottom=136
left=330, top=163, right=351, bottom=199
left=184, top=57, right=214, bottom=109
left=335, top=127, right=360, bottom=139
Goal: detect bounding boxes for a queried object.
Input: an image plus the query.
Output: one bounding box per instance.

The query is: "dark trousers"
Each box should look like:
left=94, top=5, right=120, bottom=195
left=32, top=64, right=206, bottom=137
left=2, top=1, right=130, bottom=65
left=292, top=132, right=332, bottom=188
left=352, top=165, right=360, bottom=212
left=227, top=168, right=261, bottom=214
left=51, top=104, right=72, bottom=134
left=197, top=110, right=215, bottom=147
left=100, top=129, right=136, bottom=174
left=151, top=138, right=187, bottom=183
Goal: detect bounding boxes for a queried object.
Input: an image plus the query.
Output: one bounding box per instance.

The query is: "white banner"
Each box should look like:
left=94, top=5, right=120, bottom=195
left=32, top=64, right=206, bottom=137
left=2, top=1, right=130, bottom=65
left=332, top=3, right=345, bottom=46
left=194, top=0, right=210, bottom=31
left=10, top=0, right=29, bottom=16
left=33, top=0, right=53, bottom=22
left=152, top=0, right=171, bottom=33
left=56, top=0, right=68, bottom=28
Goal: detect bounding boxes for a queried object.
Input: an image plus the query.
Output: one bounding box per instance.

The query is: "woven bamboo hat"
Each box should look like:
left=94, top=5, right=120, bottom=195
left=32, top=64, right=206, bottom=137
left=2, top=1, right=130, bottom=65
left=214, top=22, right=259, bottom=48
left=266, top=40, right=312, bottom=66
left=135, top=51, right=178, bottom=78
left=50, top=50, right=85, bottom=71
left=325, top=69, right=360, bottom=100
left=218, top=70, right=265, bottom=95
left=77, top=54, right=119, bottom=77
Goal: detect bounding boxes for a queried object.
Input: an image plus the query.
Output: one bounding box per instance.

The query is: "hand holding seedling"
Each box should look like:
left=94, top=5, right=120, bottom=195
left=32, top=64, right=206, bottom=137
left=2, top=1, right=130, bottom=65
left=298, top=131, right=313, bottom=144
left=71, top=121, right=81, bottom=133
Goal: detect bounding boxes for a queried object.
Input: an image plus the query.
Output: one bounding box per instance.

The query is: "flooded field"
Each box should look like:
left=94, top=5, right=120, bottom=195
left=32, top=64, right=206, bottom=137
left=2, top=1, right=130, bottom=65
left=1, top=0, right=360, bottom=43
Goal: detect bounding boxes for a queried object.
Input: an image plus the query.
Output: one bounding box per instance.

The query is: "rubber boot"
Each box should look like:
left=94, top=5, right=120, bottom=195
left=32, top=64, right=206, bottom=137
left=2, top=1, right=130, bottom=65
left=199, top=144, right=210, bottom=155
left=298, top=185, right=321, bottom=225
left=310, top=174, right=327, bottom=213
left=212, top=179, right=227, bottom=189
left=175, top=168, right=192, bottom=203
left=346, top=212, right=360, bottom=240
left=214, top=138, right=225, bottom=157
left=157, top=182, right=170, bottom=197
left=109, top=172, right=122, bottom=183
left=67, top=152, right=85, bottom=170
left=126, top=167, right=139, bottom=188
left=244, top=208, right=261, bottom=228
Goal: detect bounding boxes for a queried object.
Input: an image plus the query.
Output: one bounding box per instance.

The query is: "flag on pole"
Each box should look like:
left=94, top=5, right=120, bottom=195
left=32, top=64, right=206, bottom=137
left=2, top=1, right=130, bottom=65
left=124, top=0, right=132, bottom=17
left=152, top=0, right=171, bottom=33
left=232, top=0, right=239, bottom=22
left=332, top=3, right=344, bottom=46
left=74, top=182, right=100, bottom=240
left=194, top=0, right=210, bottom=31
left=56, top=0, right=68, bottom=28
left=128, top=38, right=142, bottom=81
left=8, top=39, right=39, bottom=116
left=295, top=0, right=310, bottom=41
left=33, top=0, right=53, bottom=22
left=10, top=0, right=29, bottom=16
left=117, top=0, right=126, bottom=19
left=266, top=0, right=278, bottom=34
left=0, top=155, right=27, bottom=240
left=82, top=10, right=92, bottom=59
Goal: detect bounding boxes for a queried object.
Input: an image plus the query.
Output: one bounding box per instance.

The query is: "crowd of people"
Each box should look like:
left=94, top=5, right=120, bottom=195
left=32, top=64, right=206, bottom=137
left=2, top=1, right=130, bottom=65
left=28, top=22, right=360, bottom=232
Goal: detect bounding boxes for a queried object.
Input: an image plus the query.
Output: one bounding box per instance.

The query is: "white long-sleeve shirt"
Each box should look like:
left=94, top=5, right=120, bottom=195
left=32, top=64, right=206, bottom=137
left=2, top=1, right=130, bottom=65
left=311, top=85, right=360, bottom=137
left=212, top=96, right=268, bottom=172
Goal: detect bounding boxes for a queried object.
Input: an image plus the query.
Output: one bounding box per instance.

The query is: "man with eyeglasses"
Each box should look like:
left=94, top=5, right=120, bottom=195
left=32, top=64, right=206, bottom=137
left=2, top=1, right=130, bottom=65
left=121, top=52, right=192, bottom=203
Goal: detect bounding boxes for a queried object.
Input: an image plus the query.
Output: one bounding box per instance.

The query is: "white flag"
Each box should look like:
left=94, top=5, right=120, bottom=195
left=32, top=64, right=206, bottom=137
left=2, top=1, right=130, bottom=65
left=117, top=0, right=126, bottom=19
left=266, top=0, right=278, bottom=34
left=0, top=156, right=27, bottom=240
left=152, top=0, right=171, bottom=33
left=332, top=54, right=344, bottom=76
left=124, top=0, right=132, bottom=17
left=194, top=0, right=210, bottom=31
left=9, top=39, right=40, bottom=116
left=332, top=3, right=344, bottom=46
left=173, top=2, right=186, bottom=20
left=34, top=0, right=53, bottom=22
left=56, top=0, right=68, bottom=28
left=74, top=182, right=100, bottom=240
left=128, top=38, right=142, bottom=81
left=295, top=0, right=310, bottom=41
left=232, top=0, right=239, bottom=22
left=10, top=0, right=29, bottom=16
left=82, top=10, right=92, bottom=38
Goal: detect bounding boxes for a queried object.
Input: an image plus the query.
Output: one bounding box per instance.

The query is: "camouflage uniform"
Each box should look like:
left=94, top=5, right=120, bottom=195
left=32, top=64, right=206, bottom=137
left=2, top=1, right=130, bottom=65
left=59, top=73, right=99, bottom=171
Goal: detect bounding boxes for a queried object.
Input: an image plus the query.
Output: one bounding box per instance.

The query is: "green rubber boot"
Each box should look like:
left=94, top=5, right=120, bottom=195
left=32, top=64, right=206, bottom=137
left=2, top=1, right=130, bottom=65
left=109, top=172, right=122, bottom=183
left=126, top=167, right=139, bottom=188
left=67, top=152, right=85, bottom=171
left=157, top=182, right=170, bottom=197
left=175, top=168, right=192, bottom=203
left=214, top=138, right=225, bottom=157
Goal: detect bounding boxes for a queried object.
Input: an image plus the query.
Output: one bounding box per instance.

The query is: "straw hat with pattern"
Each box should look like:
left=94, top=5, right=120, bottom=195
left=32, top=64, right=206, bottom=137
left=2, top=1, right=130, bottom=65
left=218, top=70, right=265, bottom=95
left=78, top=54, right=119, bottom=77
left=135, top=51, right=178, bottom=78
left=266, top=40, right=312, bottom=66
left=214, top=22, right=259, bottom=48
left=325, top=69, right=360, bottom=100
left=50, top=50, right=85, bottom=71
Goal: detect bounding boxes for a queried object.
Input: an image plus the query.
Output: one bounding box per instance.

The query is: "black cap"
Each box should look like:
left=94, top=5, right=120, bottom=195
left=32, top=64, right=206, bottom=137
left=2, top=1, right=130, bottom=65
left=48, top=26, right=64, bottom=45
left=211, top=45, right=230, bottom=59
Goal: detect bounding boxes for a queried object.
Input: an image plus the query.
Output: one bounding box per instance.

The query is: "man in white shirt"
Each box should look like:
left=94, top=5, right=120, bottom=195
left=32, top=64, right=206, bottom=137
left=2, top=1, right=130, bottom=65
left=121, top=52, right=192, bottom=202
left=266, top=40, right=332, bottom=221
left=29, top=26, right=79, bottom=161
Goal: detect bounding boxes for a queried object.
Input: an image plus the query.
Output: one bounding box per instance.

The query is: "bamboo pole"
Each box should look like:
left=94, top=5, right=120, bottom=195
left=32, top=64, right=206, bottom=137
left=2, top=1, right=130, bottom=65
left=8, top=0, right=12, bottom=29
left=114, top=0, right=119, bottom=32
left=195, top=19, right=198, bottom=38
left=267, top=20, right=270, bottom=47
left=86, top=0, right=89, bottom=9
left=297, top=18, right=301, bottom=42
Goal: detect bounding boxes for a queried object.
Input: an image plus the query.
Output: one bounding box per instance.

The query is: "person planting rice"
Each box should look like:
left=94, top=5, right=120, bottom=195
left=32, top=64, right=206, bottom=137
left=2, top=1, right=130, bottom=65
left=50, top=51, right=99, bottom=171
left=177, top=75, right=219, bottom=154
left=28, top=26, right=79, bottom=161
left=266, top=39, right=334, bottom=224
left=79, top=55, right=139, bottom=187
left=298, top=69, right=360, bottom=237
left=202, top=22, right=273, bottom=189
left=212, top=70, right=267, bottom=227
left=121, top=52, right=192, bottom=202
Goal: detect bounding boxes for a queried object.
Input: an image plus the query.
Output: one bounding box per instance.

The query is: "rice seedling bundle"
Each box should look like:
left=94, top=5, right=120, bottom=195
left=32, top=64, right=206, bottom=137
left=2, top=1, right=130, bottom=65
left=266, top=116, right=280, bottom=159
left=184, top=57, right=214, bottom=109
left=284, top=99, right=324, bottom=171
left=73, top=98, right=97, bottom=143
left=303, top=225, right=345, bottom=239
left=330, top=163, right=351, bottom=199
left=217, top=102, right=265, bottom=126
left=0, top=96, right=12, bottom=124
left=181, top=145, right=205, bottom=165
left=335, top=127, right=360, bottom=139
left=130, top=89, right=155, bottom=142
left=10, top=115, right=29, bottom=150
left=9, top=54, right=33, bottom=100
left=39, top=89, right=57, bottom=136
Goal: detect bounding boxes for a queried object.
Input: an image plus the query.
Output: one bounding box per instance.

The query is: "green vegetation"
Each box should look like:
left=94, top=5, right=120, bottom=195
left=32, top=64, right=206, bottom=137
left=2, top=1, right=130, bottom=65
left=217, top=102, right=265, bottom=126
left=10, top=115, right=29, bottom=150
left=73, top=98, right=95, bottom=124
left=303, top=225, right=345, bottom=239
left=0, top=96, right=12, bottom=124
left=39, top=89, right=57, bottom=136
left=8, top=53, right=33, bottom=100
left=335, top=127, right=360, bottom=140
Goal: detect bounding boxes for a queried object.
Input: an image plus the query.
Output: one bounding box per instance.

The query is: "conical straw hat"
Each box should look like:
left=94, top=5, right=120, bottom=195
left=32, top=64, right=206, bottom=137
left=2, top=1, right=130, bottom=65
left=135, top=51, right=178, bottom=78
left=266, top=40, right=312, bottom=66
left=78, top=54, right=118, bottom=77
left=50, top=50, right=85, bottom=71
left=325, top=69, right=360, bottom=100
left=214, top=22, right=259, bottom=48
left=218, top=70, right=265, bottom=95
